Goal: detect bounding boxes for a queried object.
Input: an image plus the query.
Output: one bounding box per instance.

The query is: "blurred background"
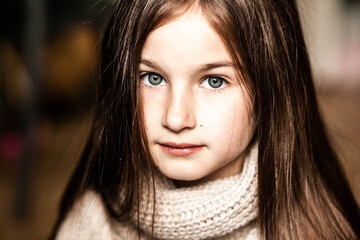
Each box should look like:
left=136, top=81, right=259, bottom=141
left=0, top=0, right=359, bottom=239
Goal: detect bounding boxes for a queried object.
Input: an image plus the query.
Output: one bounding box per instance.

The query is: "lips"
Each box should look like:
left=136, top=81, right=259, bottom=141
left=159, top=142, right=205, bottom=157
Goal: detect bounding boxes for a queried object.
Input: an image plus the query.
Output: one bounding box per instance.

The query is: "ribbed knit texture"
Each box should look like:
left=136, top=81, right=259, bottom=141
left=56, top=145, right=258, bottom=240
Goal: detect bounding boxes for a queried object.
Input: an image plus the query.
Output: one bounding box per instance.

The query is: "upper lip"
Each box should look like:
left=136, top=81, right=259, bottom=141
left=159, top=142, right=204, bottom=148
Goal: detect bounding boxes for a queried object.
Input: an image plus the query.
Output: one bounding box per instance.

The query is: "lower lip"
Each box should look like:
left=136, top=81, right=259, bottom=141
left=159, top=144, right=205, bottom=157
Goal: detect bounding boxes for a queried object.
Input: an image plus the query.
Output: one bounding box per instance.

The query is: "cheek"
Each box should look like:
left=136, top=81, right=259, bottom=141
left=201, top=90, right=251, bottom=133
left=142, top=86, right=166, bottom=108
left=141, top=88, right=163, bottom=136
left=199, top=90, right=254, bottom=151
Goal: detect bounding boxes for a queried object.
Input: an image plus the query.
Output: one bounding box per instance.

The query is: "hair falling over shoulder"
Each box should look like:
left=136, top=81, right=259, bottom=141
left=50, top=0, right=360, bottom=239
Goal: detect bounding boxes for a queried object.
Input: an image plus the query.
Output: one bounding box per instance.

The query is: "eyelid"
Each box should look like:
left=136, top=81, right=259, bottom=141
left=139, top=71, right=164, bottom=78
left=205, top=75, right=229, bottom=82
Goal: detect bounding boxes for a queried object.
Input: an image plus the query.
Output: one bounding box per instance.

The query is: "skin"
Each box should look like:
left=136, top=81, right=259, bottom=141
left=140, top=8, right=254, bottom=186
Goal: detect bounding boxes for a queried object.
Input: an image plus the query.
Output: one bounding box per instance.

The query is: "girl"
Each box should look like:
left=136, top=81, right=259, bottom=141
left=51, top=0, right=360, bottom=239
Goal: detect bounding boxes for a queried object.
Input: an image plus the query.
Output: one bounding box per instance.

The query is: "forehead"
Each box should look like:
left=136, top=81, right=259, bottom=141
left=140, top=9, right=232, bottom=66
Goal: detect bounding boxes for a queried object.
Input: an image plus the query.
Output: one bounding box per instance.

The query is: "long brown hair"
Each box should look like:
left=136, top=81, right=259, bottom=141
left=51, top=0, right=360, bottom=239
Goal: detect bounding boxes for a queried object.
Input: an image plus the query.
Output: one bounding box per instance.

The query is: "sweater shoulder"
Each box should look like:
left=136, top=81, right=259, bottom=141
left=55, top=190, right=139, bottom=240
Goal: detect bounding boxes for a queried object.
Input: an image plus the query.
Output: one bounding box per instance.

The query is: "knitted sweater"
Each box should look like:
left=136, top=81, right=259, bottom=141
left=56, top=146, right=258, bottom=240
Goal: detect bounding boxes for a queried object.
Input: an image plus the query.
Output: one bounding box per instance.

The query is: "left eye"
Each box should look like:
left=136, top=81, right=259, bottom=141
left=141, top=73, right=166, bottom=86
left=200, top=76, right=227, bottom=89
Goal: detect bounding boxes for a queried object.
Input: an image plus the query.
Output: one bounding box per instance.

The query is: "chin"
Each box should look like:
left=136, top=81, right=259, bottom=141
left=167, top=171, right=213, bottom=188
left=165, top=171, right=208, bottom=182
left=158, top=165, right=209, bottom=182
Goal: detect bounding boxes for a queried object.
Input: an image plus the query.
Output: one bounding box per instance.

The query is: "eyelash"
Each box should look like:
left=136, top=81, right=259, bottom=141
left=139, top=72, right=229, bottom=91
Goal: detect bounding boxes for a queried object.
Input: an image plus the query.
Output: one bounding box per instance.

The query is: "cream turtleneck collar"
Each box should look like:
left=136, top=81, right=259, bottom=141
left=135, top=145, right=258, bottom=239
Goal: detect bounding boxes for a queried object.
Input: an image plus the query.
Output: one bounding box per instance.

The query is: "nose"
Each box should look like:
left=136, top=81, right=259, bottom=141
left=161, top=85, right=196, bottom=133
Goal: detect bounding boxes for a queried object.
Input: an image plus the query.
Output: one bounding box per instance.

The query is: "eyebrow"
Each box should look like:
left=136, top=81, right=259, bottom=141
left=140, top=58, right=235, bottom=74
left=140, top=59, right=162, bottom=70
left=197, top=61, right=235, bottom=72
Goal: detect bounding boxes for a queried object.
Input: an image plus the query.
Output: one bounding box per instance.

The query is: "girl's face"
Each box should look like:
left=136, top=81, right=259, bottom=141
left=140, top=9, right=254, bottom=185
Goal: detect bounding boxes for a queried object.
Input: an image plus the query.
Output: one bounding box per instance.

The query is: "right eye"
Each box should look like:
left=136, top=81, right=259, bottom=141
left=141, top=73, right=166, bottom=86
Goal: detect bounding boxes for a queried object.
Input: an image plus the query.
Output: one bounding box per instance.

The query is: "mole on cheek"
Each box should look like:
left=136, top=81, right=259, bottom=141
left=200, top=124, right=203, bottom=127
